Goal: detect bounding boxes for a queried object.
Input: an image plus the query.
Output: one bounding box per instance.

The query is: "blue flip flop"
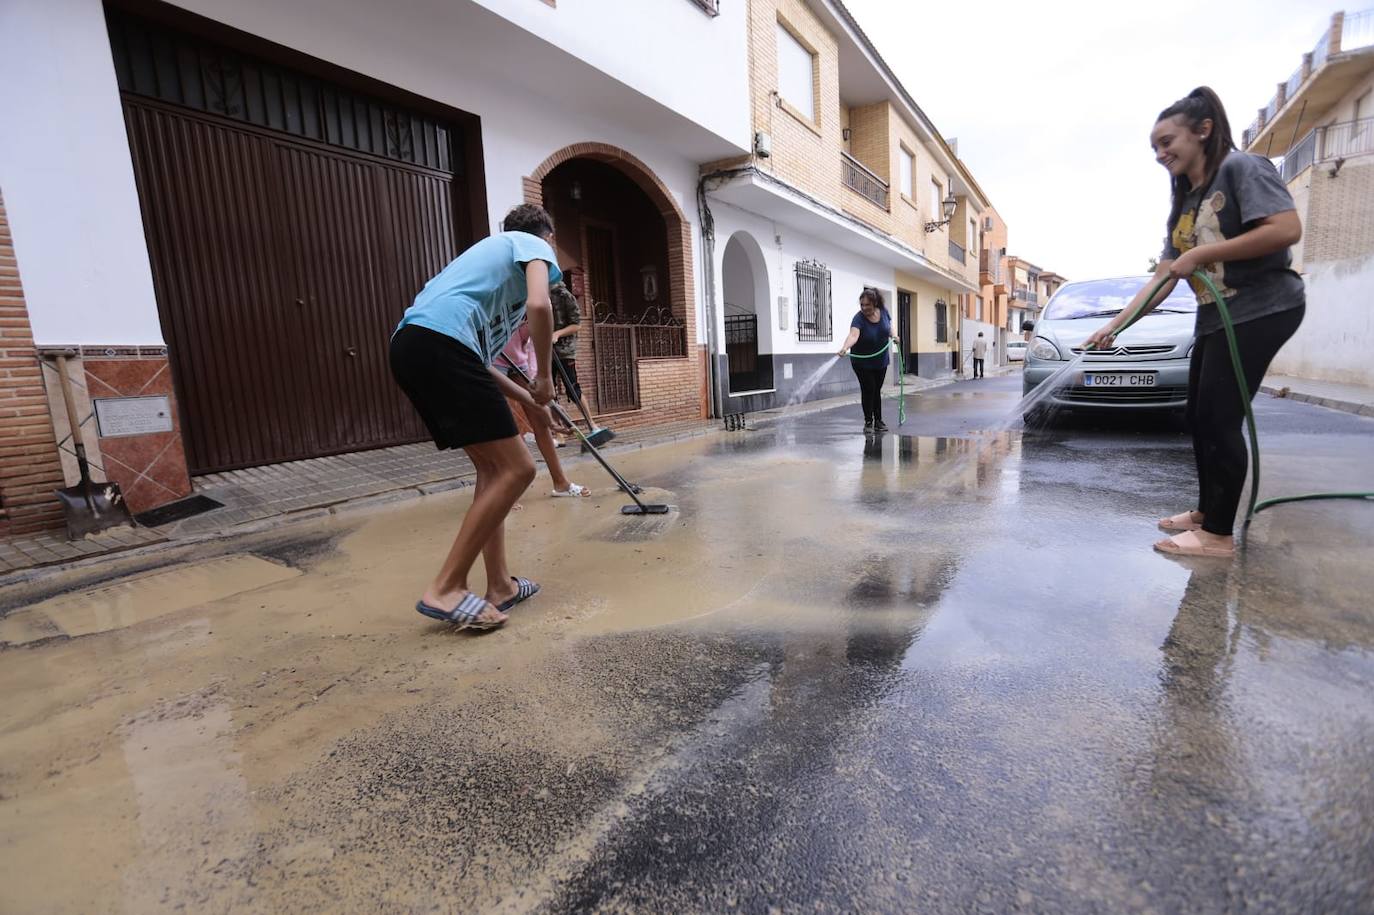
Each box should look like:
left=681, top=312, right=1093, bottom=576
left=415, top=591, right=504, bottom=630
left=495, top=576, right=540, bottom=613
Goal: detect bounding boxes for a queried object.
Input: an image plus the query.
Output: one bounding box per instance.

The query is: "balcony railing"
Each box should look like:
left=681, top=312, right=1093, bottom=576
left=841, top=151, right=889, bottom=209
left=1243, top=8, right=1374, bottom=147
left=949, top=239, right=966, bottom=265
left=1280, top=116, right=1374, bottom=181
left=979, top=250, right=1002, bottom=283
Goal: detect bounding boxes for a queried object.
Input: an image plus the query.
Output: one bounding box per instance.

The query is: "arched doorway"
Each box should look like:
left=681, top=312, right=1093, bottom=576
left=722, top=232, right=773, bottom=393
left=523, top=144, right=698, bottom=421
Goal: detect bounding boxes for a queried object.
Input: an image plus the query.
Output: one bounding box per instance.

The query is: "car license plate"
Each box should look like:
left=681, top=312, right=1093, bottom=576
left=1082, top=372, right=1156, bottom=387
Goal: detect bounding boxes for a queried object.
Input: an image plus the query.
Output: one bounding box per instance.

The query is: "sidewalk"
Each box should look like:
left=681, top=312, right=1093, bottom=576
left=0, top=417, right=715, bottom=581
left=0, top=370, right=1001, bottom=581
left=1260, top=373, right=1374, bottom=418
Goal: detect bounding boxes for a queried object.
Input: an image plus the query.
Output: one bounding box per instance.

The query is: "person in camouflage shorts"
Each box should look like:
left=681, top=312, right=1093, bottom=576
left=550, top=282, right=594, bottom=429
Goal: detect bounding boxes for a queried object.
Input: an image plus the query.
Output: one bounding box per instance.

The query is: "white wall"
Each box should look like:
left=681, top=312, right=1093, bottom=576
left=0, top=0, right=163, bottom=345
left=470, top=0, right=750, bottom=152
left=1270, top=256, right=1374, bottom=386
left=2, top=0, right=747, bottom=348
left=710, top=200, right=897, bottom=358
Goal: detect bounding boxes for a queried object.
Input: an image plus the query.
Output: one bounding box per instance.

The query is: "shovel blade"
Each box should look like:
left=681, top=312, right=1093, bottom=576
left=54, top=482, right=136, bottom=540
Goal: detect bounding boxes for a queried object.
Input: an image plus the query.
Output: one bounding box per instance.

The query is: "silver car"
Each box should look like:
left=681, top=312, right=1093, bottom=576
left=1022, top=276, right=1197, bottom=423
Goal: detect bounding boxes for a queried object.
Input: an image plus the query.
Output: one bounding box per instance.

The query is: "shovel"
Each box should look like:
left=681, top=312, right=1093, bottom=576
left=51, top=353, right=135, bottom=538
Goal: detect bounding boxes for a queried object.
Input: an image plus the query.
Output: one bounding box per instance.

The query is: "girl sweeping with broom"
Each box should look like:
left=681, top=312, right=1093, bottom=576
left=389, top=204, right=562, bottom=630
left=1084, top=87, right=1305, bottom=559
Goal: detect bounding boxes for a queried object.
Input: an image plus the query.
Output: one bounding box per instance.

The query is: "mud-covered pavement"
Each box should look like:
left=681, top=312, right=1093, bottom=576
left=3, top=375, right=1373, bottom=914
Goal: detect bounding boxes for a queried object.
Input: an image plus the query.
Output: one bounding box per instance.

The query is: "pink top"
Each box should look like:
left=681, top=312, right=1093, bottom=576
left=499, top=322, right=538, bottom=376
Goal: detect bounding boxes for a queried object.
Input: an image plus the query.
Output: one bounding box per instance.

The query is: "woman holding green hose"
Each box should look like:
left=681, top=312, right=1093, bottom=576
left=1084, top=87, right=1305, bottom=558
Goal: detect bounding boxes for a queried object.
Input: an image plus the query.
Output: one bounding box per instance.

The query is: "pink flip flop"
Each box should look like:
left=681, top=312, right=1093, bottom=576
left=1153, top=530, right=1233, bottom=558
left=1158, top=511, right=1204, bottom=533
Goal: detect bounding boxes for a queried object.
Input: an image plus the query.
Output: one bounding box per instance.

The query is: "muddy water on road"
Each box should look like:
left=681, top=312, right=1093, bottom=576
left=2, top=417, right=1372, bottom=913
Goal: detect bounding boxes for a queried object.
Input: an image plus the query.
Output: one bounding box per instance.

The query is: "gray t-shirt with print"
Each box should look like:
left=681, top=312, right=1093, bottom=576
left=1162, top=150, right=1305, bottom=337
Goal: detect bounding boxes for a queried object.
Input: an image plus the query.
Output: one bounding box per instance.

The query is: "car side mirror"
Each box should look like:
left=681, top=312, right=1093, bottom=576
left=1021, top=320, right=1034, bottom=332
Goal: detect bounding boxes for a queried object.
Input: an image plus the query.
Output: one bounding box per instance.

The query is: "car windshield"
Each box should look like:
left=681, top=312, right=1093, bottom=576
left=1041, top=277, right=1197, bottom=320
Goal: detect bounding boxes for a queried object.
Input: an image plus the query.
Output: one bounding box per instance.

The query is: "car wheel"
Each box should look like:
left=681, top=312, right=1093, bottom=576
left=1023, top=406, right=1050, bottom=428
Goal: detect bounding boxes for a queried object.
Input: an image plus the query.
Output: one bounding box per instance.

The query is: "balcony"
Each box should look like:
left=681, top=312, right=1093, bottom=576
left=1280, top=116, right=1374, bottom=182
left=979, top=249, right=1002, bottom=284
left=841, top=151, right=889, bottom=210
left=949, top=239, right=966, bottom=265
left=1244, top=9, right=1374, bottom=153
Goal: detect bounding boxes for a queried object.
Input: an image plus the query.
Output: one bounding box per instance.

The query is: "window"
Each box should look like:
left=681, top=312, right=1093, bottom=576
left=976, top=295, right=984, bottom=321
left=776, top=23, right=815, bottom=122
left=935, top=299, right=948, bottom=343
left=930, top=179, right=942, bottom=223
left=969, top=218, right=977, bottom=250
left=899, top=148, right=913, bottom=199
left=1355, top=90, right=1370, bottom=123
left=795, top=260, right=833, bottom=341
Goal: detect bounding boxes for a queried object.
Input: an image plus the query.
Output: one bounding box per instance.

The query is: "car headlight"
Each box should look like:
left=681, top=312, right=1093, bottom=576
left=1029, top=336, right=1062, bottom=361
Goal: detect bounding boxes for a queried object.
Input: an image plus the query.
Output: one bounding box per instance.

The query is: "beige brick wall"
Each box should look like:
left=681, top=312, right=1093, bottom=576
left=732, top=0, right=981, bottom=290
left=1303, top=157, right=1374, bottom=267
left=0, top=190, right=67, bottom=536
left=748, top=0, right=844, bottom=209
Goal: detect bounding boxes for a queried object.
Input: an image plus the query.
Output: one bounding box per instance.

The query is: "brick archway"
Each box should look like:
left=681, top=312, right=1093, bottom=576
left=523, top=142, right=705, bottom=424
left=524, top=142, right=694, bottom=329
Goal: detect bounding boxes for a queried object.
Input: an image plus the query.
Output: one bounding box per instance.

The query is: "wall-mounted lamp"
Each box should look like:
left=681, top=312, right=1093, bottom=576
left=570, top=180, right=583, bottom=201
left=923, top=191, right=959, bottom=233
left=842, top=127, right=852, bottom=141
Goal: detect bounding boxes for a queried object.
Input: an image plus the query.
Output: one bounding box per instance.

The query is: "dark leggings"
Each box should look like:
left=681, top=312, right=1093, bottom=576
left=1187, top=305, right=1304, bottom=535
left=853, top=363, right=886, bottom=423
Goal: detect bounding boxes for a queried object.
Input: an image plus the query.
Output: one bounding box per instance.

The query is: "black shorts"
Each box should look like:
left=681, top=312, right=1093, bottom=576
left=390, top=324, right=518, bottom=449
left=555, top=356, right=582, bottom=401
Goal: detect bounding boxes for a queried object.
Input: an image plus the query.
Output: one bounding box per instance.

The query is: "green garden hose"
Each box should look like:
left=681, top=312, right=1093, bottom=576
left=1094, top=270, right=1374, bottom=531
left=847, top=342, right=906, bottom=425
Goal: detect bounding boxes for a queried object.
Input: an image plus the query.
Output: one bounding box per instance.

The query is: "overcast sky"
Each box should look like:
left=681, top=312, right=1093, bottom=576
left=841, top=0, right=1336, bottom=280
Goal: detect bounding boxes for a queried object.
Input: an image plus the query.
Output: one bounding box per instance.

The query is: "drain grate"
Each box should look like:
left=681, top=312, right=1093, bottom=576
left=134, top=494, right=224, bottom=527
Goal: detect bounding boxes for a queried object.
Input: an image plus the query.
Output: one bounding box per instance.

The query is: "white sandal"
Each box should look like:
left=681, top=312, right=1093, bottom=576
left=551, top=483, right=590, bottom=498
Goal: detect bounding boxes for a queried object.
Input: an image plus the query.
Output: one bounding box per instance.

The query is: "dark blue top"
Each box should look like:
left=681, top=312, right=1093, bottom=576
left=850, top=309, right=891, bottom=369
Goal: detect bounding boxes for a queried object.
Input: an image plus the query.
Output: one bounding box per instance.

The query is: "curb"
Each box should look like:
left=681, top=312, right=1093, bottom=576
left=1260, top=384, right=1374, bottom=418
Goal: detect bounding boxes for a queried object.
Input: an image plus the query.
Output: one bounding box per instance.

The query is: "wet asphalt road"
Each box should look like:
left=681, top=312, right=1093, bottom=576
left=3, top=374, right=1373, bottom=913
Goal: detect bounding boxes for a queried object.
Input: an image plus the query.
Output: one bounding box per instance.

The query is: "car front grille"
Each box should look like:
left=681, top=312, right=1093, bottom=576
left=1058, top=385, right=1188, bottom=405
left=1070, top=344, right=1178, bottom=358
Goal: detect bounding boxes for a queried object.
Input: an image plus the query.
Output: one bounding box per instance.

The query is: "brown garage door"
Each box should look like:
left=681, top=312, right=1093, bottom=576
left=110, top=9, right=470, bottom=472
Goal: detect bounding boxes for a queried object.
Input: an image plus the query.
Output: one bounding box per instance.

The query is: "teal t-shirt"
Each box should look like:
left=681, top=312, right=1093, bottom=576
left=395, top=231, right=563, bottom=365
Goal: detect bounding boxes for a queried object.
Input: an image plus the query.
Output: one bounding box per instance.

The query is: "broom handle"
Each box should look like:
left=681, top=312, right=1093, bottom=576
left=504, top=361, right=648, bottom=509
left=551, top=351, right=595, bottom=430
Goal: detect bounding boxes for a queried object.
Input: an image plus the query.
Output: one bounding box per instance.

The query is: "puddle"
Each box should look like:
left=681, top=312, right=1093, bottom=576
left=0, top=554, right=299, bottom=645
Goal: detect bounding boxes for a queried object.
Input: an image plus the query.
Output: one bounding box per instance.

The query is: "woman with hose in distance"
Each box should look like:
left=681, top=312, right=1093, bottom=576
left=838, top=287, right=899, bottom=433
left=1083, top=87, right=1305, bottom=558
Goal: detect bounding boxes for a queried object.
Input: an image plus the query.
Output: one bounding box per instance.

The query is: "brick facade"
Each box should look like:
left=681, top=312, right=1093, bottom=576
left=0, top=191, right=67, bottom=536
left=730, top=0, right=979, bottom=292
left=1303, top=159, right=1374, bottom=267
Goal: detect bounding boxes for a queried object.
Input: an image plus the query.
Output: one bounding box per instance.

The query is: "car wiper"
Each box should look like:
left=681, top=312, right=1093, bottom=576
left=1070, top=310, right=1123, bottom=318
left=1151, top=307, right=1194, bottom=314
